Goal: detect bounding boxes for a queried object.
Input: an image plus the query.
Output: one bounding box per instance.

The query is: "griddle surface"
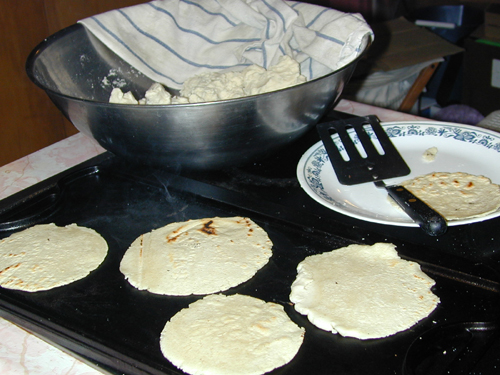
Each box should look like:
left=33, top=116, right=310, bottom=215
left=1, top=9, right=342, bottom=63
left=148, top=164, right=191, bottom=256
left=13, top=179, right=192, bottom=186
left=0, top=152, right=499, bottom=375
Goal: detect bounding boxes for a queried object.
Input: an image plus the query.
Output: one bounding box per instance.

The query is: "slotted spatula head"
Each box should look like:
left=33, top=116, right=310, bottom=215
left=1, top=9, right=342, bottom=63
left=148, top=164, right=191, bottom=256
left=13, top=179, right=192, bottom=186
left=316, top=115, right=447, bottom=236
left=317, top=115, right=411, bottom=185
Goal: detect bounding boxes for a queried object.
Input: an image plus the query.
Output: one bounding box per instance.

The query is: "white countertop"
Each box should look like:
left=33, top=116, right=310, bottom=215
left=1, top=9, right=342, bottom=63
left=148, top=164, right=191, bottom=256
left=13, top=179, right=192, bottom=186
left=0, top=100, right=425, bottom=374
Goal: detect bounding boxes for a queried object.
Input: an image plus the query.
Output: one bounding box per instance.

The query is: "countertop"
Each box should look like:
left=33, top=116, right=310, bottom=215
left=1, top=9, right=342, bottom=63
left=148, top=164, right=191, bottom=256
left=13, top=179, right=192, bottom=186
left=0, top=100, right=425, bottom=374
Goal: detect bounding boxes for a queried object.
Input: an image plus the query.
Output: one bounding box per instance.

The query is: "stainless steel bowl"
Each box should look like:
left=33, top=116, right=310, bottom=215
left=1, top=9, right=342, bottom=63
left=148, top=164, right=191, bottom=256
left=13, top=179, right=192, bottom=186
left=26, top=23, right=369, bottom=170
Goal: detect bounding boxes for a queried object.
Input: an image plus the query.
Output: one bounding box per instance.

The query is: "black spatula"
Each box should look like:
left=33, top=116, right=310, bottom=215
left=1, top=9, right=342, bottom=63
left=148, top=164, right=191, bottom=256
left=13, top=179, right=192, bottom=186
left=317, top=115, right=447, bottom=236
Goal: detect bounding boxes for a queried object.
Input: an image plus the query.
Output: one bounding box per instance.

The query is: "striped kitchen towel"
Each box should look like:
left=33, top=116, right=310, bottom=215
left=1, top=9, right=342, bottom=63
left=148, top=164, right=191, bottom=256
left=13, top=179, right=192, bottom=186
left=79, top=0, right=373, bottom=89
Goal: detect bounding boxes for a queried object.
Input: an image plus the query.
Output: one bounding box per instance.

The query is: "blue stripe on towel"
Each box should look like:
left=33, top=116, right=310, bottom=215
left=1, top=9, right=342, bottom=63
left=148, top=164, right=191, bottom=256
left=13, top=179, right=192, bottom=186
left=116, top=10, right=247, bottom=70
left=89, top=16, right=183, bottom=85
left=263, top=0, right=287, bottom=33
left=147, top=3, right=260, bottom=44
left=305, top=58, right=313, bottom=79
left=263, top=42, right=268, bottom=68
left=176, top=0, right=238, bottom=27
left=315, top=30, right=343, bottom=46
left=306, top=8, right=329, bottom=28
left=265, top=19, right=270, bottom=40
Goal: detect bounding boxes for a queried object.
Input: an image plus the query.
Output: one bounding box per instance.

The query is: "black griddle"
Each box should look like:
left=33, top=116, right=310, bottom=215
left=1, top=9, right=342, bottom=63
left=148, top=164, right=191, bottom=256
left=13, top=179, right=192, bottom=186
left=1, top=112, right=500, bottom=375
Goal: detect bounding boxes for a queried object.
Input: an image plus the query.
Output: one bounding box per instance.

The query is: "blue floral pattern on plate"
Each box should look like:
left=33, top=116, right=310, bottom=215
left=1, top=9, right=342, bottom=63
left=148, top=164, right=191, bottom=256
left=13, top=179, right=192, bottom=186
left=298, top=121, right=500, bottom=226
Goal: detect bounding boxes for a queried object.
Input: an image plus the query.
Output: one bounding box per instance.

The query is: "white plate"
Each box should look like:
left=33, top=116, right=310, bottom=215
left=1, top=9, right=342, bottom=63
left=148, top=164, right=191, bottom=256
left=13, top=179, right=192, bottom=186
left=297, top=121, right=500, bottom=227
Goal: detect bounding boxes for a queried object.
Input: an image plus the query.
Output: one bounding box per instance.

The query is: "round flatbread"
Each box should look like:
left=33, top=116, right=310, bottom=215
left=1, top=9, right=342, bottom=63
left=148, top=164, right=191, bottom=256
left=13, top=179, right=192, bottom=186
left=160, top=293, right=305, bottom=375
left=0, top=223, right=108, bottom=292
left=399, top=172, right=500, bottom=220
left=289, top=243, right=440, bottom=340
left=119, top=216, right=273, bottom=296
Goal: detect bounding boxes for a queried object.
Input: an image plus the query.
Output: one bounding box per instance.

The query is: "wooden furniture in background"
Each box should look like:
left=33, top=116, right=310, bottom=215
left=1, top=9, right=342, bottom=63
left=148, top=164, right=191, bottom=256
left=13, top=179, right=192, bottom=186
left=398, top=62, right=440, bottom=112
left=0, top=0, right=145, bottom=167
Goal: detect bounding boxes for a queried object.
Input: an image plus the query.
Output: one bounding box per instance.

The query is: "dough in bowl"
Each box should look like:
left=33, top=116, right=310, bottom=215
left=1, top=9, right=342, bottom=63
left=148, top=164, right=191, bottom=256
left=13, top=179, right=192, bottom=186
left=120, top=216, right=273, bottom=295
left=0, top=223, right=108, bottom=292
left=289, top=242, right=440, bottom=340
left=160, top=293, right=304, bottom=375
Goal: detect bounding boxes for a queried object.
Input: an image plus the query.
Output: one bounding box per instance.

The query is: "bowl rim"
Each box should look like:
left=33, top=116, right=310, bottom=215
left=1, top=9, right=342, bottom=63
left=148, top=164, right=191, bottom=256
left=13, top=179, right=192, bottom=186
left=25, top=23, right=371, bottom=108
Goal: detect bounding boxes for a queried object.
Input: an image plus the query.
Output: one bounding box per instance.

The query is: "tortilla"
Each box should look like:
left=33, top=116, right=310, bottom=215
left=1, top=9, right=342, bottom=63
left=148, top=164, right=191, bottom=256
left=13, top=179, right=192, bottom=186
left=0, top=223, right=108, bottom=292
left=160, top=293, right=304, bottom=375
left=119, top=216, right=273, bottom=296
left=399, top=172, right=500, bottom=220
left=289, top=243, right=439, bottom=340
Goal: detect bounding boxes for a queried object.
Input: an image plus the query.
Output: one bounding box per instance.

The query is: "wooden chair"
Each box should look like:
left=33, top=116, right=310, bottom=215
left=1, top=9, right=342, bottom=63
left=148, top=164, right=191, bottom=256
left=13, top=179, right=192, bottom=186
left=398, top=62, right=440, bottom=113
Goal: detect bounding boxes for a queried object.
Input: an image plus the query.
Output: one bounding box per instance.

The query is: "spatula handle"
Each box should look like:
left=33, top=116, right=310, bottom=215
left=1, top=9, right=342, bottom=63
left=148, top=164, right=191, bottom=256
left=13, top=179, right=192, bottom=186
left=384, top=184, right=447, bottom=236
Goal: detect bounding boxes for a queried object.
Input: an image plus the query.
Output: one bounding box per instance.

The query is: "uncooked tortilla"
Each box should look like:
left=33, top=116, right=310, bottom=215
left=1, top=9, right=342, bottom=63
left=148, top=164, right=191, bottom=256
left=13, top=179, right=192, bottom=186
left=398, top=172, right=500, bottom=220
left=289, top=243, right=439, bottom=340
left=0, top=223, right=108, bottom=292
left=119, top=216, right=273, bottom=296
left=160, top=293, right=305, bottom=375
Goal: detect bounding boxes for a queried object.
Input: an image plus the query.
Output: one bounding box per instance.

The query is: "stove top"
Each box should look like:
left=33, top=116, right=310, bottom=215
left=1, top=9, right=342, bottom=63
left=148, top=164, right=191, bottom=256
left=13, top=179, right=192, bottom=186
left=0, top=111, right=499, bottom=375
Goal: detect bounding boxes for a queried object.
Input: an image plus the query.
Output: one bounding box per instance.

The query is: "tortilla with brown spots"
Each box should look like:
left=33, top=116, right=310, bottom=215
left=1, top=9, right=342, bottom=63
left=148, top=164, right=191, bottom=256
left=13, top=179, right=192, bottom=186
left=398, top=172, right=500, bottom=220
left=0, top=223, right=108, bottom=292
left=119, top=217, right=273, bottom=295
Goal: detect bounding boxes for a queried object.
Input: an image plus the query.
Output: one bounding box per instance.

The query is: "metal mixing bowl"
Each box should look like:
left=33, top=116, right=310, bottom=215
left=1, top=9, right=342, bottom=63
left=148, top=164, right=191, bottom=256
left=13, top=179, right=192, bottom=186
left=26, top=23, right=369, bottom=170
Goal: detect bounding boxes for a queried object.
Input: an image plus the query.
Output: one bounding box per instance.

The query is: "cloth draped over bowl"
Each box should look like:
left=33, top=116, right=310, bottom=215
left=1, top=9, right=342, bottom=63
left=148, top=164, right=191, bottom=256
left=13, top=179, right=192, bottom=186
left=78, top=0, right=373, bottom=90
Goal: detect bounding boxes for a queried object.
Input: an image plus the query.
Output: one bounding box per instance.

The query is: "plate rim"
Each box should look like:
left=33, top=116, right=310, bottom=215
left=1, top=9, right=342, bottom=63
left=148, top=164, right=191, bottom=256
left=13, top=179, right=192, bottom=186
left=296, top=120, right=500, bottom=227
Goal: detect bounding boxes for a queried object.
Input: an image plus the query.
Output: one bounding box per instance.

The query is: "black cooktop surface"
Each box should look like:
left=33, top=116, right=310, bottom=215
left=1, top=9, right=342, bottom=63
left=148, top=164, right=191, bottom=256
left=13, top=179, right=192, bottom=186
left=0, top=112, right=499, bottom=375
